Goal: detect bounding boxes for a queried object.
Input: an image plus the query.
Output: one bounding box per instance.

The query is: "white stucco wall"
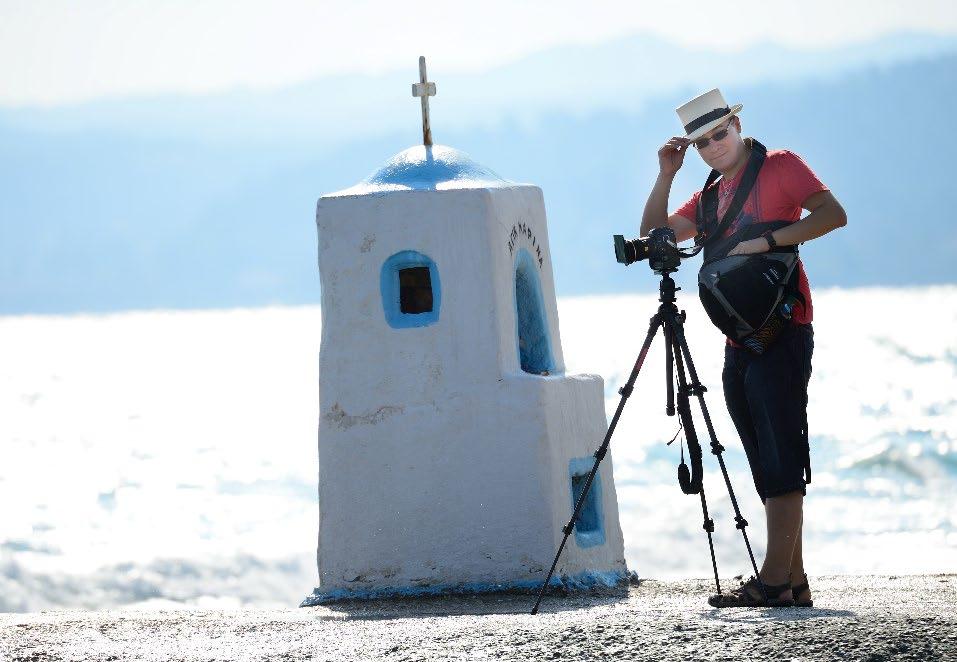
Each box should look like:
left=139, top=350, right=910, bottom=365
left=312, top=145, right=626, bottom=596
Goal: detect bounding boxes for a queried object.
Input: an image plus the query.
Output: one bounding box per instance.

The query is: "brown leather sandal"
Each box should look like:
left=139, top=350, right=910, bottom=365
left=791, top=573, right=814, bottom=608
left=708, top=575, right=795, bottom=608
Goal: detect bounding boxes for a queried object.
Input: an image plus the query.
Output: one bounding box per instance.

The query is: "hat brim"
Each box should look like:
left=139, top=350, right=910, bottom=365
left=685, top=104, right=743, bottom=142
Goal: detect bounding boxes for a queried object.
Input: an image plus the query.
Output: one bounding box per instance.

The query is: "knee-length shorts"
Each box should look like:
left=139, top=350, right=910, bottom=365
left=722, top=322, right=814, bottom=503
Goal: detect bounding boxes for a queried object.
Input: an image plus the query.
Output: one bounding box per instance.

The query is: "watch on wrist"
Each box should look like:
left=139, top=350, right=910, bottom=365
left=762, top=229, right=778, bottom=249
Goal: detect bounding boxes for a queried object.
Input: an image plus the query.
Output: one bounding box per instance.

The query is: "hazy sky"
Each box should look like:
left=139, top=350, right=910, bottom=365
left=2, top=0, right=956, bottom=107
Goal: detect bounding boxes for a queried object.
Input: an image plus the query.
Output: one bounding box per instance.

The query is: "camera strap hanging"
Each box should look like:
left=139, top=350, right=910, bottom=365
left=674, top=138, right=766, bottom=261
left=694, top=137, right=767, bottom=251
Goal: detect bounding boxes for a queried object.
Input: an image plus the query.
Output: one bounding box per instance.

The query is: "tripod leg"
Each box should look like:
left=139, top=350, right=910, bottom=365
left=530, top=312, right=663, bottom=615
left=667, top=324, right=721, bottom=596
left=665, top=326, right=675, bottom=417
left=669, top=316, right=766, bottom=602
left=699, top=487, right=720, bottom=596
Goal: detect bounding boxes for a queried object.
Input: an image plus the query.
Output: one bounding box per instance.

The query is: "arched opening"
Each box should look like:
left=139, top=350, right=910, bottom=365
left=514, top=248, right=554, bottom=374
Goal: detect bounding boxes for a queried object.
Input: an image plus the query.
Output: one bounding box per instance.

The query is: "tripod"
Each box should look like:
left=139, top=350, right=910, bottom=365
left=531, top=272, right=764, bottom=614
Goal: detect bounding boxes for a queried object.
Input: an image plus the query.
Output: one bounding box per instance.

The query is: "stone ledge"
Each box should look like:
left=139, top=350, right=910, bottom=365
left=2, top=575, right=954, bottom=661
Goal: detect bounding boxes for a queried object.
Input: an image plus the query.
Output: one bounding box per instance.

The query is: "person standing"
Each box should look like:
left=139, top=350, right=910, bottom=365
left=640, top=89, right=847, bottom=607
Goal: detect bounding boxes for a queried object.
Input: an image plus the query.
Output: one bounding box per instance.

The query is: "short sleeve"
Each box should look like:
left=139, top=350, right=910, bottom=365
left=775, top=150, right=829, bottom=209
left=673, top=190, right=701, bottom=222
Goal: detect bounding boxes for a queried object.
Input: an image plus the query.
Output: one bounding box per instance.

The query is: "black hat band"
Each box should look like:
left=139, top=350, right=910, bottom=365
left=684, top=107, right=731, bottom=134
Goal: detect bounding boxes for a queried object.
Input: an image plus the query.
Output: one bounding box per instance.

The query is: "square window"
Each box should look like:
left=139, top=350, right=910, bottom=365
left=399, top=267, right=433, bottom=314
left=380, top=251, right=441, bottom=328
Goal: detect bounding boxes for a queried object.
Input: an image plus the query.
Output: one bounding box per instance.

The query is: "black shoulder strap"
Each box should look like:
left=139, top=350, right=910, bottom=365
left=694, top=138, right=767, bottom=248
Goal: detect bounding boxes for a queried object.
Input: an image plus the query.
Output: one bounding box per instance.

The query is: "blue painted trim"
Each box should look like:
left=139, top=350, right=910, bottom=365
left=363, top=145, right=511, bottom=191
left=300, top=569, right=633, bottom=606
left=568, top=456, right=606, bottom=549
left=513, top=248, right=554, bottom=374
left=380, top=250, right=441, bottom=329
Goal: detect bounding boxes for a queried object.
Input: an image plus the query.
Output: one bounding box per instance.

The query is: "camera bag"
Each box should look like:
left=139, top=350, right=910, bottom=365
left=694, top=139, right=805, bottom=354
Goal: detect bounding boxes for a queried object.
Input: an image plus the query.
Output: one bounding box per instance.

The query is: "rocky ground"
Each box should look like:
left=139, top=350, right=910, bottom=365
left=1, top=574, right=955, bottom=661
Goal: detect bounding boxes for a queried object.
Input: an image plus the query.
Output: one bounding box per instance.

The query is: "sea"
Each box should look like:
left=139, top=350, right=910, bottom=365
left=2, top=286, right=955, bottom=612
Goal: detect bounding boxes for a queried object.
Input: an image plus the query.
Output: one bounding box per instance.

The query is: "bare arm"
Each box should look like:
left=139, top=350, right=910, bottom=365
left=641, top=136, right=698, bottom=242
left=728, top=190, right=848, bottom=256
left=770, top=190, right=847, bottom=246
left=640, top=172, right=675, bottom=236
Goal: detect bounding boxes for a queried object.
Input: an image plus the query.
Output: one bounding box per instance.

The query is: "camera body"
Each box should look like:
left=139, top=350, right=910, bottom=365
left=613, top=226, right=681, bottom=274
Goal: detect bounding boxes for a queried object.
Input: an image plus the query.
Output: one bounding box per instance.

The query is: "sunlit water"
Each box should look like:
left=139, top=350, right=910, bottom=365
left=2, top=287, right=955, bottom=612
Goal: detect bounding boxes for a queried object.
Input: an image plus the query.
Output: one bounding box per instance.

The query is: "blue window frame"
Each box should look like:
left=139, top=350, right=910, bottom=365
left=380, top=251, right=441, bottom=328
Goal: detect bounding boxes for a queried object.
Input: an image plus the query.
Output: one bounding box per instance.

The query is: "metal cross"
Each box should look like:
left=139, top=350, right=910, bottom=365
left=411, top=56, right=436, bottom=146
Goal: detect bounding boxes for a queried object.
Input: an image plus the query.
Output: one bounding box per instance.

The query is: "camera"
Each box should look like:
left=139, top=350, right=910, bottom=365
left=613, top=226, right=681, bottom=274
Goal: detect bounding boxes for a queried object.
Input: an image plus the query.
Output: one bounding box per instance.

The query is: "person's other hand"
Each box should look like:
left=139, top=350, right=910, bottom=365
left=658, top=137, right=691, bottom=177
left=727, top=238, right=770, bottom=256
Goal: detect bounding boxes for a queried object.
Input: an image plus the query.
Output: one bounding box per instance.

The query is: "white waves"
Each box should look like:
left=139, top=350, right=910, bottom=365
left=0, top=287, right=954, bottom=612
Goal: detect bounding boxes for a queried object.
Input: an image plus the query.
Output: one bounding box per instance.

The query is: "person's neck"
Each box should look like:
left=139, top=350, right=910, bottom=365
left=719, top=142, right=751, bottom=180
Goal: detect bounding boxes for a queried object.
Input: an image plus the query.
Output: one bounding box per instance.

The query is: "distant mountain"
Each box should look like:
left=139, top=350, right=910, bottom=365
left=0, top=36, right=955, bottom=314
left=3, top=31, right=955, bottom=144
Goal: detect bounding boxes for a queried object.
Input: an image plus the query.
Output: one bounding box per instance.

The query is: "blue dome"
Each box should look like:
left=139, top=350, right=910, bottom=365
left=325, top=144, right=514, bottom=196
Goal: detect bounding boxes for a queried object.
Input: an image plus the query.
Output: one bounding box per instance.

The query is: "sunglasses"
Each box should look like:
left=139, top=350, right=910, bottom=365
left=693, top=121, right=734, bottom=149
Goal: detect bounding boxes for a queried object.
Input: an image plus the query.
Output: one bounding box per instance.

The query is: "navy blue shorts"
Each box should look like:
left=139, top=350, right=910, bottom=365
left=722, top=322, right=814, bottom=503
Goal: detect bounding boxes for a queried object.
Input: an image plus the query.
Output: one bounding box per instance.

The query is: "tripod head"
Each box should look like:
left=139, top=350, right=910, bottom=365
left=658, top=273, right=679, bottom=306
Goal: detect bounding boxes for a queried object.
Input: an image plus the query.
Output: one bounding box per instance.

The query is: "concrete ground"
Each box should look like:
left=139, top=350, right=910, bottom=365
left=2, top=575, right=955, bottom=661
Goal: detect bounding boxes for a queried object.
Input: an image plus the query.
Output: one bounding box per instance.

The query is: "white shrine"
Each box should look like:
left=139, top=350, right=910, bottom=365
left=303, top=58, right=628, bottom=603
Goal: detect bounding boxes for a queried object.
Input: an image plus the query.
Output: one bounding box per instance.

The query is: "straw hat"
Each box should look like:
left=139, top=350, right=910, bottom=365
left=676, top=88, right=743, bottom=142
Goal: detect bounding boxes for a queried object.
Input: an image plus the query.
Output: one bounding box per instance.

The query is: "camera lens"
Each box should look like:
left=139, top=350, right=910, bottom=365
left=613, top=235, right=637, bottom=265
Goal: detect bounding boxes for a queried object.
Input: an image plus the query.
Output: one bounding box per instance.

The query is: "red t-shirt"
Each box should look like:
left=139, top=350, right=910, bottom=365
left=673, top=148, right=829, bottom=342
